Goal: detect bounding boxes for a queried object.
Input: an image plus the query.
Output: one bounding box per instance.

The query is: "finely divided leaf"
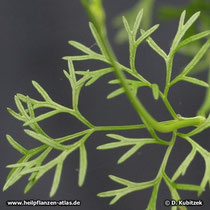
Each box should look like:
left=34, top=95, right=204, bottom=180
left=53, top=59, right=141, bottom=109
left=181, top=39, right=210, bottom=76
left=175, top=183, right=202, bottom=192
left=50, top=162, right=63, bottom=197
left=176, top=30, right=210, bottom=52
left=172, top=147, right=196, bottom=181
left=98, top=175, right=154, bottom=205
left=23, top=110, right=62, bottom=126
left=107, top=87, right=124, bottom=99
left=132, top=9, right=143, bottom=38
left=7, top=107, right=25, bottom=121
left=136, top=24, right=159, bottom=46
left=14, top=95, right=27, bottom=117
left=151, top=83, right=159, bottom=100
left=122, top=16, right=132, bottom=36
left=172, top=11, right=200, bottom=51
left=89, top=22, right=109, bottom=59
left=199, top=155, right=210, bottom=195
left=32, top=81, right=52, bottom=102
left=117, top=144, right=142, bottom=164
left=76, top=67, right=113, bottom=87
left=6, top=135, right=28, bottom=155
left=181, top=76, right=209, bottom=88
left=163, top=174, right=186, bottom=209
left=109, top=175, right=135, bottom=186
left=143, top=35, right=167, bottom=60
left=78, top=143, right=87, bottom=187
left=181, top=11, right=200, bottom=35
left=24, top=129, right=67, bottom=151
left=69, top=40, right=96, bottom=55
left=178, top=10, right=186, bottom=32
left=107, top=79, right=145, bottom=99
left=98, top=134, right=158, bottom=164
left=3, top=155, right=31, bottom=191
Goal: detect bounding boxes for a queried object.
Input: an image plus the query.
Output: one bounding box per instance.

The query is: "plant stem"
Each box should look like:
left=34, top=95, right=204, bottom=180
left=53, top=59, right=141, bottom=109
left=97, top=32, right=206, bottom=132
left=197, top=61, right=210, bottom=116
left=81, top=1, right=207, bottom=134
left=94, top=124, right=145, bottom=131
left=159, top=92, right=177, bottom=119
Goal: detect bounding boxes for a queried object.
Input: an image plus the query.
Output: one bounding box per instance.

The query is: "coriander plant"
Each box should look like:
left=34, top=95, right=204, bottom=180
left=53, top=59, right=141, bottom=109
left=4, top=0, right=210, bottom=209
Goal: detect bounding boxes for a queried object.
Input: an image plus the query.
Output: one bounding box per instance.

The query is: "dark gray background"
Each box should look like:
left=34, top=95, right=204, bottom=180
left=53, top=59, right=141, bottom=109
left=0, top=0, right=209, bottom=209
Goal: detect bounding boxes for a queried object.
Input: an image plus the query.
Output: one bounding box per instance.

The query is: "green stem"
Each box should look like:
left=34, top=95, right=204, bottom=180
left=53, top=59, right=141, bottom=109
left=94, top=124, right=145, bottom=131
left=81, top=1, right=206, bottom=134
left=197, top=65, right=210, bottom=117
left=158, top=132, right=176, bottom=175
left=75, top=111, right=94, bottom=128
left=98, top=33, right=206, bottom=132
left=159, top=92, right=177, bottom=119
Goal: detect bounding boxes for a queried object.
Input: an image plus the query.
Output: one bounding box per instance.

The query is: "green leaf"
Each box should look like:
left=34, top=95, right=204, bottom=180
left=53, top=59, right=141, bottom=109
left=7, top=108, right=25, bottom=121
left=172, top=147, right=197, bottom=181
left=163, top=173, right=186, bottom=209
left=26, top=96, right=34, bottom=118
left=199, top=155, right=210, bottom=195
left=69, top=40, right=96, bottom=55
left=24, top=176, right=39, bottom=194
left=14, top=95, right=27, bottom=117
left=181, top=39, right=210, bottom=76
left=24, top=129, right=67, bottom=151
left=50, top=162, right=63, bottom=197
left=136, top=24, right=159, bottom=46
left=181, top=76, right=209, bottom=88
left=107, top=87, right=124, bottom=99
left=143, top=35, right=167, bottom=60
left=78, top=143, right=87, bottom=187
left=182, top=11, right=200, bottom=33
left=6, top=135, right=28, bottom=155
left=178, top=136, right=210, bottom=195
left=98, top=134, right=158, bottom=164
left=151, top=83, right=159, bottom=100
left=97, top=142, right=128, bottom=150
left=32, top=81, right=52, bottom=102
left=132, top=9, right=143, bottom=38
left=171, top=11, right=200, bottom=51
left=67, top=59, right=76, bottom=85
left=175, top=183, right=202, bottom=192
left=76, top=67, right=113, bottom=86
left=118, top=144, right=142, bottom=164
left=5, top=156, right=26, bottom=182
left=24, top=148, right=52, bottom=193
left=89, top=22, right=109, bottom=59
left=107, top=79, right=145, bottom=99
left=109, top=175, right=135, bottom=186
left=98, top=176, right=155, bottom=205
left=97, top=188, right=125, bottom=205
left=17, top=93, right=39, bottom=104
left=23, top=110, right=62, bottom=126
left=63, top=54, right=106, bottom=63
left=3, top=155, right=31, bottom=191
left=122, top=16, right=132, bottom=37
left=176, top=30, right=210, bottom=52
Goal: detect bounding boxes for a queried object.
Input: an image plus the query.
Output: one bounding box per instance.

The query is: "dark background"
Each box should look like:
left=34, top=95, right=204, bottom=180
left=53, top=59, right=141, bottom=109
left=0, top=0, right=209, bottom=209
